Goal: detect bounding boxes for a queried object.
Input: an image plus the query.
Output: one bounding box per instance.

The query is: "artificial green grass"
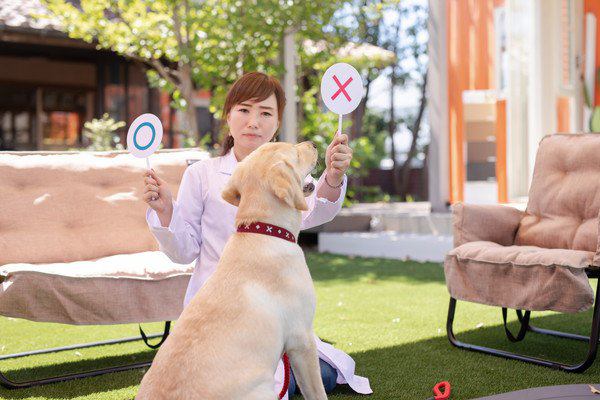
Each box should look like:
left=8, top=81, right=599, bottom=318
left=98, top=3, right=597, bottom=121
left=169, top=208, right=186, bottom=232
left=0, top=252, right=599, bottom=399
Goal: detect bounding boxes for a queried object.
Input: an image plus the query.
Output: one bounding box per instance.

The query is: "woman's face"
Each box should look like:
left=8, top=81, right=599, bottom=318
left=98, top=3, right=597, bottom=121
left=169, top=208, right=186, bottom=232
left=226, top=93, right=279, bottom=152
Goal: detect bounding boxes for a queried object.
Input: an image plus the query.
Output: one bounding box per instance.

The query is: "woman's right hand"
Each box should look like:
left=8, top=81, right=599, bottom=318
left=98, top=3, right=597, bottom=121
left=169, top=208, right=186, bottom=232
left=143, top=169, right=173, bottom=218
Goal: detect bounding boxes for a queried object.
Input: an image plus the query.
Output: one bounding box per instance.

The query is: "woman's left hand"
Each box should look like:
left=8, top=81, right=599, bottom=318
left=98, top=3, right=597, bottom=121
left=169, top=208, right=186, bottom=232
left=325, top=133, right=353, bottom=187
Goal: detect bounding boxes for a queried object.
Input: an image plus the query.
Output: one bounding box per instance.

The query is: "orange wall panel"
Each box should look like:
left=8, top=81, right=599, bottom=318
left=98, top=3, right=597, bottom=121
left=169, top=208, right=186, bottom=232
left=556, top=96, right=571, bottom=133
left=585, top=0, right=600, bottom=106
left=447, top=0, right=496, bottom=203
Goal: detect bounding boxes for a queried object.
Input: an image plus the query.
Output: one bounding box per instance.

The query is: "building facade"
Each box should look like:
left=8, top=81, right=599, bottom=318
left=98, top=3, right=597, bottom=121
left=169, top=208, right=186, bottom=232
left=428, top=0, right=600, bottom=210
left=0, top=0, right=212, bottom=151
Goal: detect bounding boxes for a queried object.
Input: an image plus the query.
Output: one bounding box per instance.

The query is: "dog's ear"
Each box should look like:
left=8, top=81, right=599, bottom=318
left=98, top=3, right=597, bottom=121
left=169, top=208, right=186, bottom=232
left=222, top=171, right=241, bottom=207
left=269, top=160, right=308, bottom=211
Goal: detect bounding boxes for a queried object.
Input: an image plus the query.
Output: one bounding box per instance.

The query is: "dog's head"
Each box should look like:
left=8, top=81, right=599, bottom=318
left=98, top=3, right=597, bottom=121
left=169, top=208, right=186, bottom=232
left=222, top=141, right=318, bottom=212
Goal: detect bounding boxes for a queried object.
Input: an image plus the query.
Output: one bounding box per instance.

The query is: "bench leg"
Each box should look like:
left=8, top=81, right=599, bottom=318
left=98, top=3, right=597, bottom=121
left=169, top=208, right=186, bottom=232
left=446, top=279, right=600, bottom=373
left=0, top=321, right=170, bottom=389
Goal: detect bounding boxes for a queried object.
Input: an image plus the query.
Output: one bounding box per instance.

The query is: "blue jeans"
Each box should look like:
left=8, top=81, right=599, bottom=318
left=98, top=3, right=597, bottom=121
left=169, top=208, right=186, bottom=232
left=287, top=358, right=337, bottom=396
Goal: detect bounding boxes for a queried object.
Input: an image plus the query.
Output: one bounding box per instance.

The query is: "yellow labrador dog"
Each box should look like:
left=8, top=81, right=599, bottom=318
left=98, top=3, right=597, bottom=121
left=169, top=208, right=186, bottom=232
left=136, top=141, right=327, bottom=400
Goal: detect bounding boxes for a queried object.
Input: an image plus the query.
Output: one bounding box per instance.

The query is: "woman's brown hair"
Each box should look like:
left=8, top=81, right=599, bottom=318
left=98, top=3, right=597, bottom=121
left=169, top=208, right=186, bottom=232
left=220, top=72, right=286, bottom=155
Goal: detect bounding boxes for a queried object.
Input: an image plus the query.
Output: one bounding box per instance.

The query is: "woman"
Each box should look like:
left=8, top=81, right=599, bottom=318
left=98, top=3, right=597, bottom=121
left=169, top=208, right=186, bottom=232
left=143, top=72, right=371, bottom=398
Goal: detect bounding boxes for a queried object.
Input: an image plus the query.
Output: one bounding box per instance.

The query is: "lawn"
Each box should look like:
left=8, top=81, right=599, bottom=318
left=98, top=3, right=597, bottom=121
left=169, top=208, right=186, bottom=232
left=0, top=252, right=599, bottom=399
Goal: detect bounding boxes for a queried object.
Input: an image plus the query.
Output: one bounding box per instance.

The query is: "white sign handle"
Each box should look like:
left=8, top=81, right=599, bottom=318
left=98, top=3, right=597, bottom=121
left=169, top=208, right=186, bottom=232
left=338, top=114, right=342, bottom=137
left=146, top=157, right=157, bottom=201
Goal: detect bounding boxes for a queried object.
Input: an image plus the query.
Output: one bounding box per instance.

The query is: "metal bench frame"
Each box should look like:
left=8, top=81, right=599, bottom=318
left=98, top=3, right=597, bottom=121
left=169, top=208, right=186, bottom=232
left=0, top=321, right=170, bottom=389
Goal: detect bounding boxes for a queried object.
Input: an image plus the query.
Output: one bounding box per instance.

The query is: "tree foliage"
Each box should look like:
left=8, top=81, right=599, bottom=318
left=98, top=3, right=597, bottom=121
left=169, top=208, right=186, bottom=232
left=44, top=0, right=341, bottom=139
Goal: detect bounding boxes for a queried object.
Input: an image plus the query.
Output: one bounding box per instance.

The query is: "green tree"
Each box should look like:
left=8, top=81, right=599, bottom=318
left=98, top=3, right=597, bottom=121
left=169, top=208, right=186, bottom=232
left=380, top=0, right=428, bottom=199
left=347, top=108, right=392, bottom=203
left=329, top=0, right=429, bottom=199
left=297, top=47, right=387, bottom=177
left=296, top=2, right=395, bottom=204
left=82, top=113, right=126, bottom=151
left=43, top=0, right=340, bottom=141
left=329, top=0, right=390, bottom=141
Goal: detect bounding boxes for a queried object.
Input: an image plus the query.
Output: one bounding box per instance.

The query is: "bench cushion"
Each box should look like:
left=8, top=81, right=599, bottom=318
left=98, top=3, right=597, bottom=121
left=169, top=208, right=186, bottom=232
left=444, top=241, right=594, bottom=313
left=0, top=150, right=207, bottom=265
left=0, top=251, right=194, bottom=324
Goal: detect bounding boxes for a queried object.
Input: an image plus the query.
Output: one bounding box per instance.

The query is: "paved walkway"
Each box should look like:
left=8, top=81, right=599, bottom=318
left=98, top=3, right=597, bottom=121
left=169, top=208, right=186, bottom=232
left=317, top=201, right=527, bottom=262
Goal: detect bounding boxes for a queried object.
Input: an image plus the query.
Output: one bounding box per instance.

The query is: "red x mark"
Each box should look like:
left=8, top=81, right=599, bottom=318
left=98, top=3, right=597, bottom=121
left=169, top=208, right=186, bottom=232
left=331, top=75, right=353, bottom=102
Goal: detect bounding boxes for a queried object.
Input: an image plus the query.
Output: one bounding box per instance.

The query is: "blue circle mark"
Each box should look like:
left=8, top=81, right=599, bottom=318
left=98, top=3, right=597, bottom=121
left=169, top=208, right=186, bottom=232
left=133, top=122, right=155, bottom=151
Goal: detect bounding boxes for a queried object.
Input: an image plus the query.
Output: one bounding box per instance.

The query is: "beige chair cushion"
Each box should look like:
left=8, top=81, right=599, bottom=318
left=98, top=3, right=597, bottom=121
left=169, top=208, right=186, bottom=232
left=515, top=134, right=600, bottom=256
left=445, top=241, right=594, bottom=313
left=0, top=251, right=194, bottom=324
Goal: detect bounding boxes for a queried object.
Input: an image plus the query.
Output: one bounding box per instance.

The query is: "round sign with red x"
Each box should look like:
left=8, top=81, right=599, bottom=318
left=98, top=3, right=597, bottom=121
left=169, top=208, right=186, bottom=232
left=320, top=63, right=364, bottom=115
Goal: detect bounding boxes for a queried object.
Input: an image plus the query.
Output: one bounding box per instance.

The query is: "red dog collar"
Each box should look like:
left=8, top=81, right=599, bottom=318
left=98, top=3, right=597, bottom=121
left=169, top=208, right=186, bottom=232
left=237, top=222, right=296, bottom=243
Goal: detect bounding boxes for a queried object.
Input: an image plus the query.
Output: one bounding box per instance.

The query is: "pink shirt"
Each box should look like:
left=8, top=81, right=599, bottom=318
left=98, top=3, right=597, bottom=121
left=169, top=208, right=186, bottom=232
left=146, top=150, right=372, bottom=397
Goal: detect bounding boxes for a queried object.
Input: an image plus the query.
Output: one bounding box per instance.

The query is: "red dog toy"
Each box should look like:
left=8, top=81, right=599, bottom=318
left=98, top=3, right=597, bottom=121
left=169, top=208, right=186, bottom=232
left=427, top=381, right=451, bottom=400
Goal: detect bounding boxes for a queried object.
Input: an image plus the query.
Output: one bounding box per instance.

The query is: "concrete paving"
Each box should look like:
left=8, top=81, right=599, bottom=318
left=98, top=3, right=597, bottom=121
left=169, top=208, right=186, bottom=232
left=316, top=201, right=527, bottom=262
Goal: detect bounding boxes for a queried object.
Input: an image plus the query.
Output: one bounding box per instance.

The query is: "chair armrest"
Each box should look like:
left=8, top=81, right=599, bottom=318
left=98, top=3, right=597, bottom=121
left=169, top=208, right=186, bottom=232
left=452, top=202, right=524, bottom=248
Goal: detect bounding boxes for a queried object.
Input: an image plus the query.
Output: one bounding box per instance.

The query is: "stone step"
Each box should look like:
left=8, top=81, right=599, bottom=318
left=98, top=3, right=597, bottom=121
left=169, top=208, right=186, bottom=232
left=318, top=232, right=453, bottom=263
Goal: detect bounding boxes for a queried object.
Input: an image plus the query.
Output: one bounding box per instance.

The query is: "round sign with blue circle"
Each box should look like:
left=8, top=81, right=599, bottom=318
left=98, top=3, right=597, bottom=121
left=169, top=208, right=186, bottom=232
left=127, top=113, right=163, bottom=158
